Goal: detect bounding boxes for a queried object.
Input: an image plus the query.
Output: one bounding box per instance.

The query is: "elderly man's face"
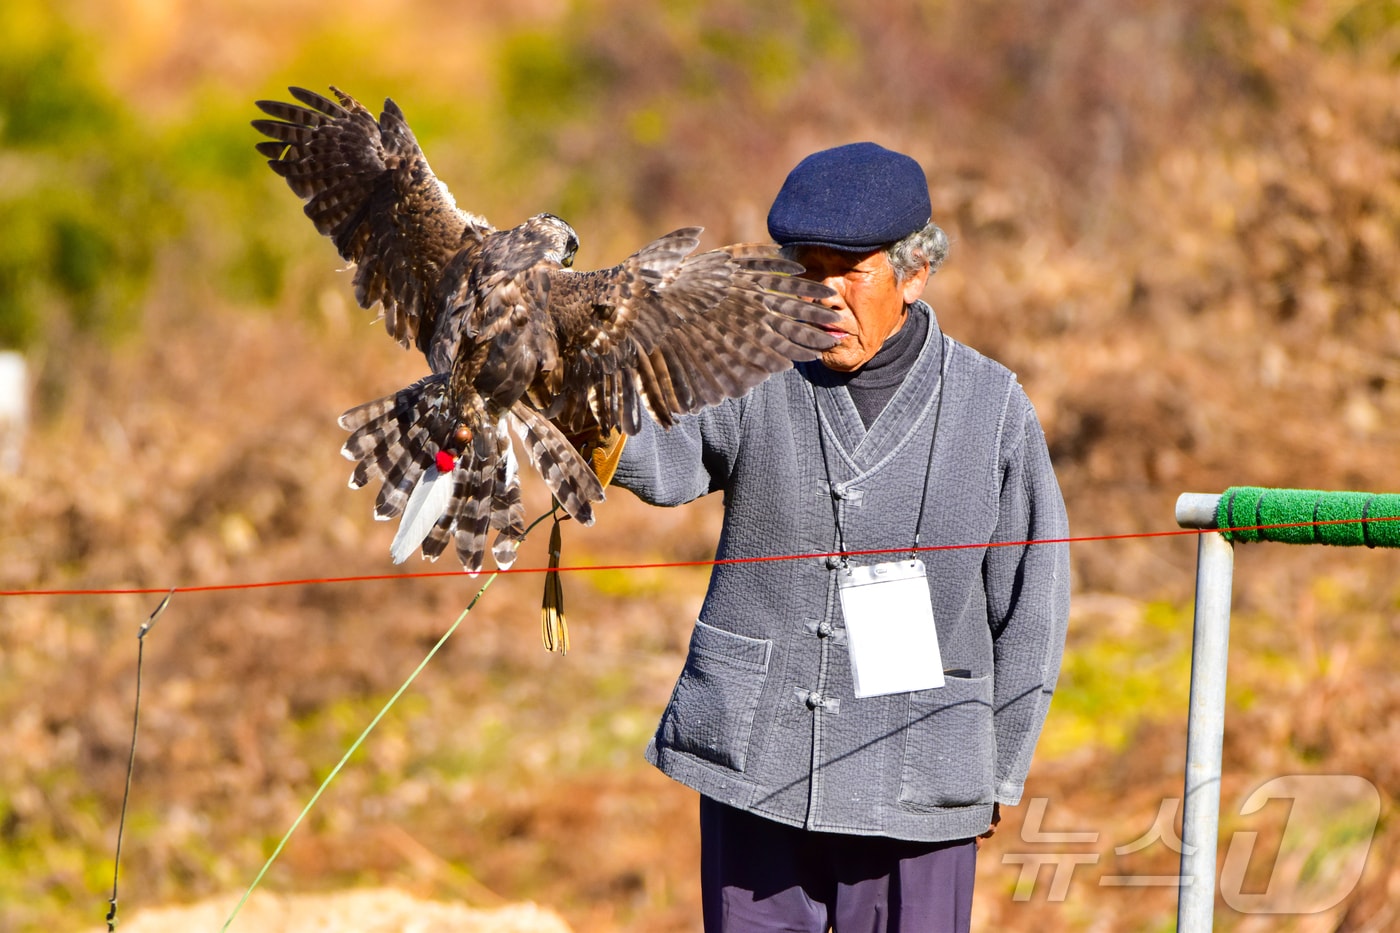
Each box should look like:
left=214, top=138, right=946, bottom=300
left=793, top=246, right=930, bottom=373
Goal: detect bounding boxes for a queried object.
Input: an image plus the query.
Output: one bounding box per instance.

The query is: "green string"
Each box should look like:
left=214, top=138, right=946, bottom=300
left=220, top=571, right=498, bottom=931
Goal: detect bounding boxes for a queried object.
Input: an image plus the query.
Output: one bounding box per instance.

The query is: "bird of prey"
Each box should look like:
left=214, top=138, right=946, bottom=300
left=253, top=86, right=838, bottom=575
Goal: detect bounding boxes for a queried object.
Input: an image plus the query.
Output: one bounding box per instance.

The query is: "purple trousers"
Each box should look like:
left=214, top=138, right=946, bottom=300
left=700, top=797, right=976, bottom=932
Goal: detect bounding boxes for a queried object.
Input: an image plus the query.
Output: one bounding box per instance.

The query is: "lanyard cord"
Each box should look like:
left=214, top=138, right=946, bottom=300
left=812, top=334, right=948, bottom=565
left=909, top=337, right=948, bottom=558
left=813, top=390, right=848, bottom=562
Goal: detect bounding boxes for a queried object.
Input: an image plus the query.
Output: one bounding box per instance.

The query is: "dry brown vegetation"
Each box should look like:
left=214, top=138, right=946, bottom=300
left=4, top=1, right=1400, bottom=931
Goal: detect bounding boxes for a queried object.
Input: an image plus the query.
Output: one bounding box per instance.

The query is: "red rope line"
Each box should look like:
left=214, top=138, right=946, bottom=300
left=6, top=515, right=1398, bottom=599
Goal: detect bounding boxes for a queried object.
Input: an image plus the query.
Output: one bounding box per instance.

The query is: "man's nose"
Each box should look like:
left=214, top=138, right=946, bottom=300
left=818, top=275, right=845, bottom=307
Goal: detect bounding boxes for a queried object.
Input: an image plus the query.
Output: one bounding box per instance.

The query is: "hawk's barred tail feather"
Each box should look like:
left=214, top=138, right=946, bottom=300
left=489, top=434, right=528, bottom=569
left=452, top=455, right=497, bottom=575
left=509, top=403, right=605, bottom=527
left=339, top=378, right=540, bottom=573
left=339, top=374, right=453, bottom=497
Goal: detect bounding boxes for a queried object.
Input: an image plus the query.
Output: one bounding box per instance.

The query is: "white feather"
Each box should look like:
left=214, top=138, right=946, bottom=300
left=501, top=419, right=519, bottom=484
left=390, top=465, right=455, bottom=563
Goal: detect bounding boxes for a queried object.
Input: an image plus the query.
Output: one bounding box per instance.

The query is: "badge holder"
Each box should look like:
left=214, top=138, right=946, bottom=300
left=837, top=559, right=945, bottom=698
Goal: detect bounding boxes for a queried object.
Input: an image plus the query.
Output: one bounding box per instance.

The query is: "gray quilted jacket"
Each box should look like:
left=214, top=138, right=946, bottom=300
left=612, top=303, right=1070, bottom=842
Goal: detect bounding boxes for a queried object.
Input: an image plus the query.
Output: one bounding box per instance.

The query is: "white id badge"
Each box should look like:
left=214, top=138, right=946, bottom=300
left=837, top=559, right=945, bottom=698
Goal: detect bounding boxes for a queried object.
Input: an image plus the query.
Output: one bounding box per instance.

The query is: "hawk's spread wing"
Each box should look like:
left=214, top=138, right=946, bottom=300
left=538, top=229, right=840, bottom=436
left=253, top=86, right=487, bottom=356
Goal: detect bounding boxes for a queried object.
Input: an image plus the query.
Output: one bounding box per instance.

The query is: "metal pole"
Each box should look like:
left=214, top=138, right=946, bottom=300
left=1174, top=494, right=1234, bottom=933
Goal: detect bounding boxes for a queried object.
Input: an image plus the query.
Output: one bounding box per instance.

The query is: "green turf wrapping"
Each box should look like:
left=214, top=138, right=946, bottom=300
left=1216, top=487, right=1400, bottom=547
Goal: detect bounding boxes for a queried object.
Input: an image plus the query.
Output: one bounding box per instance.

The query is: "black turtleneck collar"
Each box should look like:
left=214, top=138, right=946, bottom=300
left=818, top=304, right=931, bottom=428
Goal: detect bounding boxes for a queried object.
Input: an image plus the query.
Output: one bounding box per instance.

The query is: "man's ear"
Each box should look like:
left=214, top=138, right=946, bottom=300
left=900, top=261, right=931, bottom=305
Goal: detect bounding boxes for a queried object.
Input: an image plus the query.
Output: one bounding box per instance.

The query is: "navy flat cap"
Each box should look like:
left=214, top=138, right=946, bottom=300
left=767, top=142, right=931, bottom=251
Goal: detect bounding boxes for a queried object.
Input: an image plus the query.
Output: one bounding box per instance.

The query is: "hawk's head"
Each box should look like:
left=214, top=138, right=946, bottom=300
left=522, top=213, right=580, bottom=269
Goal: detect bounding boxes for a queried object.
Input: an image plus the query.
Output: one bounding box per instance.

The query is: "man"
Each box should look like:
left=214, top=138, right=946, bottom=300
left=611, top=142, right=1070, bottom=932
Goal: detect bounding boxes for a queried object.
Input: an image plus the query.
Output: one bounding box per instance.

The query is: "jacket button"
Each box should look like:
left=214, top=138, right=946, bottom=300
left=825, top=555, right=843, bottom=569
left=816, top=621, right=834, bottom=638
left=806, top=691, right=823, bottom=709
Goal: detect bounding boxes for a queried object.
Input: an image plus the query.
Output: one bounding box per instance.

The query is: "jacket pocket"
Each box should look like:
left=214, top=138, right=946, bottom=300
left=658, top=620, right=772, bottom=772
left=897, top=673, right=996, bottom=809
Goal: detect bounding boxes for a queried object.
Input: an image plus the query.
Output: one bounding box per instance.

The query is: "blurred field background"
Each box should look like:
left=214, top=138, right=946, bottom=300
left=3, top=0, right=1400, bottom=930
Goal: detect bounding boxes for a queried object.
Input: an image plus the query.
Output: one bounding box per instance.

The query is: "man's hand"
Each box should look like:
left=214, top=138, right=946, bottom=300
left=976, top=802, right=1001, bottom=850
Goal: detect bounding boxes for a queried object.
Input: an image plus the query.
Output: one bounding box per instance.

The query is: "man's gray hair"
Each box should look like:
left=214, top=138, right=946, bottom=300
left=778, top=219, right=949, bottom=284
left=886, top=221, right=949, bottom=283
